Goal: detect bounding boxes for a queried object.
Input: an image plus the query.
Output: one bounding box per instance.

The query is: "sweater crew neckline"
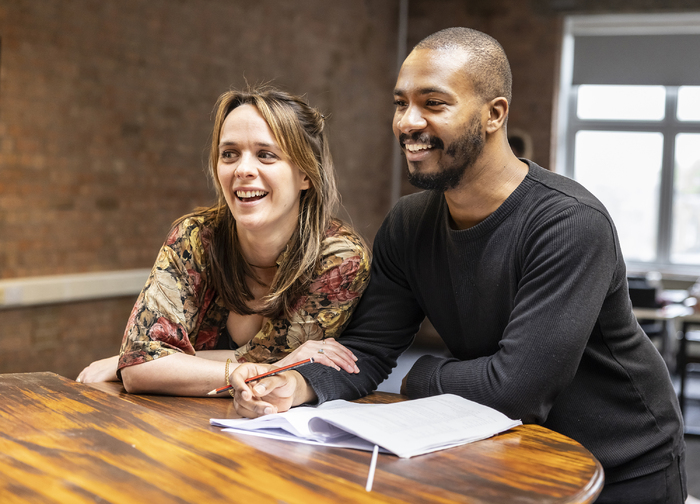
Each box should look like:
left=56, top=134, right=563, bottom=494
left=443, top=160, right=538, bottom=240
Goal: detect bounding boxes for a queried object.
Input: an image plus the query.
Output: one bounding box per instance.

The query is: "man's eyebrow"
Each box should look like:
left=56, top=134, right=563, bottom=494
left=393, top=86, right=451, bottom=96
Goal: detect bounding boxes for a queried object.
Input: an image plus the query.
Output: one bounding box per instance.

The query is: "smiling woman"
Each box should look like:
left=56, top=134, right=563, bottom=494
left=76, top=86, right=371, bottom=397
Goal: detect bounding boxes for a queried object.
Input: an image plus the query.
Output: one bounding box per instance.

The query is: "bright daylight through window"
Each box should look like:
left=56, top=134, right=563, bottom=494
left=556, top=14, right=700, bottom=275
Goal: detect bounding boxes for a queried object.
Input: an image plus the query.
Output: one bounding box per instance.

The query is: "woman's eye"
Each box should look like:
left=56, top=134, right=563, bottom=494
left=259, top=151, right=277, bottom=160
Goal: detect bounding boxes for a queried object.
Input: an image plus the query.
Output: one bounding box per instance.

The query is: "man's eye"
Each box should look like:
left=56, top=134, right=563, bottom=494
left=426, top=100, right=443, bottom=107
left=393, top=99, right=406, bottom=107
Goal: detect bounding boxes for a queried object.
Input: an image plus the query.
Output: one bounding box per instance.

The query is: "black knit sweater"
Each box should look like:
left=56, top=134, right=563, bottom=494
left=298, top=161, right=684, bottom=482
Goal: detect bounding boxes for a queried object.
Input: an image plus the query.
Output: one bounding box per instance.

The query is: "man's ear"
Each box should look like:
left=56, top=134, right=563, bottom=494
left=485, top=97, right=509, bottom=134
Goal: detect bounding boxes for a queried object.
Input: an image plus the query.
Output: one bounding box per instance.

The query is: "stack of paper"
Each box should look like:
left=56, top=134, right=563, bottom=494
left=211, top=394, right=521, bottom=458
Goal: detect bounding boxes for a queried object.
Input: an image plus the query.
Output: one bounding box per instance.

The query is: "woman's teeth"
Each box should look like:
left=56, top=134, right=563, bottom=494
left=236, top=190, right=268, bottom=199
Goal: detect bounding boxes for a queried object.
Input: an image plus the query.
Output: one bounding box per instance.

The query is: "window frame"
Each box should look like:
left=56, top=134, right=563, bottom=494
left=555, top=13, right=700, bottom=277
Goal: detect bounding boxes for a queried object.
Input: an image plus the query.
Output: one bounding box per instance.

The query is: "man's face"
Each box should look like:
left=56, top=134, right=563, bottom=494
left=393, top=48, right=486, bottom=191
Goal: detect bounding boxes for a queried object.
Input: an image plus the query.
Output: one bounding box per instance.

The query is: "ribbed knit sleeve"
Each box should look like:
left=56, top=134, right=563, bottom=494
left=297, top=197, right=426, bottom=403
left=405, top=203, right=618, bottom=423
left=300, top=162, right=683, bottom=482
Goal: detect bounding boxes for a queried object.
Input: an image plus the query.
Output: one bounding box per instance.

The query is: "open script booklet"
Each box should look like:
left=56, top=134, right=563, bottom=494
left=210, top=394, right=521, bottom=459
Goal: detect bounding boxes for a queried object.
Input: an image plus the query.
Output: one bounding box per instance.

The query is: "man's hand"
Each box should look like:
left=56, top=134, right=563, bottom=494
left=230, top=363, right=317, bottom=418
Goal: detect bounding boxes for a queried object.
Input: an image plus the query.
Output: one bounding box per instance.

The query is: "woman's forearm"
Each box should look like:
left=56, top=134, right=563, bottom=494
left=121, top=353, right=239, bottom=397
left=195, top=350, right=239, bottom=362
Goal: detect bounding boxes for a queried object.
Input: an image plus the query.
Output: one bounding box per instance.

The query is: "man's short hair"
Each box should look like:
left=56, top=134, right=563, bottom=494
left=415, top=27, right=512, bottom=105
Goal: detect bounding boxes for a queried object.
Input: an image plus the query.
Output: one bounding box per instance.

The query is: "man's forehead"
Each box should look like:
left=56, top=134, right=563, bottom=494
left=394, top=48, right=473, bottom=96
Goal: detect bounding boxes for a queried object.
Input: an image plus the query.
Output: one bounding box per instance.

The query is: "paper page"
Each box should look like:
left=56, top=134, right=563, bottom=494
left=211, top=394, right=521, bottom=459
left=210, top=400, right=371, bottom=441
left=311, top=394, right=521, bottom=458
left=219, top=426, right=389, bottom=453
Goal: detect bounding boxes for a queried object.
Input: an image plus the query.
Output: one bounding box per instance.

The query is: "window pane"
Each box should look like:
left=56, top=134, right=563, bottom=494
left=577, top=85, right=666, bottom=121
left=677, top=86, right=700, bottom=122
left=574, top=131, right=663, bottom=262
left=672, top=134, right=700, bottom=265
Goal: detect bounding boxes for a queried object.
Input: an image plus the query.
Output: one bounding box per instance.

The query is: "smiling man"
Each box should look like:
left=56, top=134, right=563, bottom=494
left=231, top=27, right=686, bottom=503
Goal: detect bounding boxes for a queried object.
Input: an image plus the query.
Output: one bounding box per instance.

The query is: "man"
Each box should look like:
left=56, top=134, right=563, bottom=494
left=232, top=27, right=686, bottom=502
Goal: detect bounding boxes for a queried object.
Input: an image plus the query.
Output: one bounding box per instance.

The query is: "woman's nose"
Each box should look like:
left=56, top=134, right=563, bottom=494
left=235, top=154, right=258, bottom=178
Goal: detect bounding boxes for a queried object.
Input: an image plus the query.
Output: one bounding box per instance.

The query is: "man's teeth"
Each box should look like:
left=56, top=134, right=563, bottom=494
left=405, top=143, right=431, bottom=153
left=236, top=190, right=268, bottom=198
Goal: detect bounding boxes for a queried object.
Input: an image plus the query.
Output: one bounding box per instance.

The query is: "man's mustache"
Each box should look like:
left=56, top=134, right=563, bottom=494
left=399, top=132, right=444, bottom=150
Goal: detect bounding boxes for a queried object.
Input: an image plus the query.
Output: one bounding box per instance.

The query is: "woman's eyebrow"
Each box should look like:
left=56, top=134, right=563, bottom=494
left=218, top=140, right=277, bottom=148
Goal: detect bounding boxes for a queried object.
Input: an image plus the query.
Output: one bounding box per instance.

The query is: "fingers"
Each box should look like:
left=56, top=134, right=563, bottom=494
left=315, top=351, right=358, bottom=374
left=230, top=364, right=295, bottom=418
left=290, top=339, right=359, bottom=374
left=321, top=338, right=357, bottom=361
left=317, top=339, right=359, bottom=374
left=230, top=363, right=274, bottom=397
left=76, top=355, right=120, bottom=384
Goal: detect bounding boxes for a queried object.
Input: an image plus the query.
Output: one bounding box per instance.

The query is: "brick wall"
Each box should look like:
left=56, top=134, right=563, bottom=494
left=0, top=297, right=136, bottom=379
left=0, top=0, right=399, bottom=377
left=2, top=0, right=699, bottom=377
left=0, top=0, right=399, bottom=279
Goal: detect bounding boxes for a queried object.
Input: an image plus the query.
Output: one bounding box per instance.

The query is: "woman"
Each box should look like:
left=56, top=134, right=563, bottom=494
left=77, top=85, right=370, bottom=396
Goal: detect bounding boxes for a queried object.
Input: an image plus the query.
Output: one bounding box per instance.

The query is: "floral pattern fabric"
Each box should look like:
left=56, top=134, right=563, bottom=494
left=118, top=216, right=370, bottom=373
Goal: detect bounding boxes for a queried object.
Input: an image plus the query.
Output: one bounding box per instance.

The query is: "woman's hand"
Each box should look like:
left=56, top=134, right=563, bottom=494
left=230, top=363, right=316, bottom=418
left=76, top=355, right=120, bottom=383
left=277, top=338, right=359, bottom=374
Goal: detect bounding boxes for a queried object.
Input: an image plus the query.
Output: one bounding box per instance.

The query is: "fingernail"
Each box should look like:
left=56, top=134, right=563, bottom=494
left=254, top=384, right=266, bottom=394
left=264, top=407, right=274, bottom=415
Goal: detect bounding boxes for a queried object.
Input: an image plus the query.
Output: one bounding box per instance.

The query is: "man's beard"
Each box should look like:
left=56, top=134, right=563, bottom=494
left=403, top=115, right=484, bottom=192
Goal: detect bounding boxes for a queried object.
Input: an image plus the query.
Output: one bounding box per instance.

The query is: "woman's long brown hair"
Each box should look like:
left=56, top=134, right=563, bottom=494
left=177, top=85, right=339, bottom=318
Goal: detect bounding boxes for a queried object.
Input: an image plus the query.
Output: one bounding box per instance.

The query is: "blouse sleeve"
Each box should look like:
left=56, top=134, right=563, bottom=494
left=234, top=224, right=371, bottom=364
left=118, top=218, right=224, bottom=374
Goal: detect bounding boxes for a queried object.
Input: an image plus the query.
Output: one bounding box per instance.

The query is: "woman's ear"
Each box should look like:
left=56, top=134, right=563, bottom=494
left=485, top=97, right=509, bottom=134
left=299, top=171, right=311, bottom=191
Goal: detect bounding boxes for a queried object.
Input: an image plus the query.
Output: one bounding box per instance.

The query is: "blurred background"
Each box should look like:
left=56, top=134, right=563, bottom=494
left=1, top=0, right=700, bottom=392
left=0, top=0, right=560, bottom=377
left=3, top=3, right=700, bottom=497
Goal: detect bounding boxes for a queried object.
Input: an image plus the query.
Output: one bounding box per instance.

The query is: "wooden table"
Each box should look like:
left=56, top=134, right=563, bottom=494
left=0, top=372, right=604, bottom=503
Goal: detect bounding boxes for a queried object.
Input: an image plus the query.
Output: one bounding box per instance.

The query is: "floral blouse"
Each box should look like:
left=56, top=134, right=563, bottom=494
left=118, top=216, right=371, bottom=374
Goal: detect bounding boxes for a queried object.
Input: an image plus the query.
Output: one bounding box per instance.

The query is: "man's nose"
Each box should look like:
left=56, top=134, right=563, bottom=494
left=396, top=104, right=427, bottom=133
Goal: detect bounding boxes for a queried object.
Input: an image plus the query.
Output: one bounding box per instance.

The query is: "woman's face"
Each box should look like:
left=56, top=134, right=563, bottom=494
left=217, top=104, right=310, bottom=239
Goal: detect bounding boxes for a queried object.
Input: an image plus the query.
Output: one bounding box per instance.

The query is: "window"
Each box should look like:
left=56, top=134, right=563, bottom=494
left=555, top=14, right=700, bottom=276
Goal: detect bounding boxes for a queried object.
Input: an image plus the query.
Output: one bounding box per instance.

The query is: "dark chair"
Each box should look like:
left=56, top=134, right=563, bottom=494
left=678, top=324, right=700, bottom=431
left=628, top=276, right=664, bottom=341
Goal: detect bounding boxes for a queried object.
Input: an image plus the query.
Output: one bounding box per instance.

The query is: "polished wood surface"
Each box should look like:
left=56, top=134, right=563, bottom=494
left=1, top=373, right=604, bottom=503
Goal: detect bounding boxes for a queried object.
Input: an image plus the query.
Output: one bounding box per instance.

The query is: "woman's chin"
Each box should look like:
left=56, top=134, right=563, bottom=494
left=234, top=217, right=294, bottom=237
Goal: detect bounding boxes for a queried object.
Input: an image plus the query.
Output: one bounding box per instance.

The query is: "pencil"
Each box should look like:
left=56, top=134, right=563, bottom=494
left=207, top=357, right=315, bottom=395
left=365, top=444, right=379, bottom=492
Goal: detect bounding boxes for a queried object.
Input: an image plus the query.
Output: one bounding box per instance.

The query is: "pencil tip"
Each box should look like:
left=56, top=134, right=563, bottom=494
left=207, top=389, right=217, bottom=395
